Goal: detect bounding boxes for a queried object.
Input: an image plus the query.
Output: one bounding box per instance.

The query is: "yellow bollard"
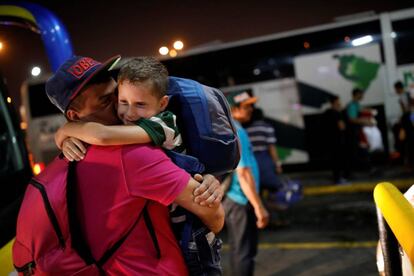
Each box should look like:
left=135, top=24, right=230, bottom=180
left=374, top=182, right=414, bottom=265
left=0, top=239, right=15, bottom=275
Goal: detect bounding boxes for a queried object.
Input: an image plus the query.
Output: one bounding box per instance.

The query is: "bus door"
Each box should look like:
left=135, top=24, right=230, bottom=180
left=20, top=77, right=66, bottom=165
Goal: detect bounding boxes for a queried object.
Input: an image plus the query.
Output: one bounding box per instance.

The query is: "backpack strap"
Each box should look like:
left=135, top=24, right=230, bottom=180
left=143, top=206, right=161, bottom=259
left=97, top=202, right=150, bottom=266
left=66, top=161, right=158, bottom=268
left=165, top=150, right=205, bottom=175
left=67, top=161, right=96, bottom=265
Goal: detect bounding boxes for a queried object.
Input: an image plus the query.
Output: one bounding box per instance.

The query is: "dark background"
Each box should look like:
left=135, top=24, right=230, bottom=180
left=0, top=0, right=413, bottom=106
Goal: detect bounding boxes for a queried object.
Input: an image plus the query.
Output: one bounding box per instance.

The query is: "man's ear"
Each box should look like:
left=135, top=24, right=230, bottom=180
left=66, top=109, right=80, bottom=121
left=159, top=95, right=169, bottom=110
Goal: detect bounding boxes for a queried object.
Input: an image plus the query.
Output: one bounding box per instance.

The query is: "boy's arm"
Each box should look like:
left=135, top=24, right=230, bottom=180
left=55, top=122, right=151, bottom=148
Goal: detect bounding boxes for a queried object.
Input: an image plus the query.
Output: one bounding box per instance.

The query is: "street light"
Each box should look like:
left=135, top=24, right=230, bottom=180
left=158, top=40, right=185, bottom=57
left=0, top=42, right=3, bottom=51
left=169, top=49, right=178, bottom=57
left=173, top=40, right=184, bottom=50
left=159, top=46, right=169, bottom=56
left=31, top=66, right=41, bottom=77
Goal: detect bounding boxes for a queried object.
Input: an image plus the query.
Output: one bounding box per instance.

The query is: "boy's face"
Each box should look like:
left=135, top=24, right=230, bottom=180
left=117, top=80, right=168, bottom=125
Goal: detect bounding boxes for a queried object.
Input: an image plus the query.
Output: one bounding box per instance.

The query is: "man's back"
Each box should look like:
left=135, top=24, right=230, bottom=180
left=76, top=144, right=189, bottom=275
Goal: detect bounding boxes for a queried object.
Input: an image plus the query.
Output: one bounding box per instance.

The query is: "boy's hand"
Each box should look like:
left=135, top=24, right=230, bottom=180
left=193, top=174, right=223, bottom=208
left=62, top=137, right=87, bottom=162
left=55, top=125, right=69, bottom=150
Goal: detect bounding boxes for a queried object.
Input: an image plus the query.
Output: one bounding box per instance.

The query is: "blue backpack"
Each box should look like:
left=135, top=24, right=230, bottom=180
left=164, top=77, right=240, bottom=275
left=166, top=76, right=240, bottom=175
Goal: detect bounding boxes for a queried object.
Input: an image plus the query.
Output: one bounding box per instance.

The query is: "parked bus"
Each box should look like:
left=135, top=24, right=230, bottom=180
left=0, top=2, right=73, bottom=272
left=161, top=7, right=414, bottom=169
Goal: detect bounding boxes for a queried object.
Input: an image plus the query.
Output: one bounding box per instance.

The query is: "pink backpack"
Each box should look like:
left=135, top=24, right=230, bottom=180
left=12, top=157, right=149, bottom=275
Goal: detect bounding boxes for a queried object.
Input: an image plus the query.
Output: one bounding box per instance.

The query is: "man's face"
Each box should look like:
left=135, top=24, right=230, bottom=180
left=68, top=79, right=120, bottom=125
left=395, top=87, right=404, bottom=95
left=354, top=92, right=363, bottom=102
left=117, top=80, right=168, bottom=125
left=332, top=99, right=342, bottom=111
left=231, top=103, right=254, bottom=123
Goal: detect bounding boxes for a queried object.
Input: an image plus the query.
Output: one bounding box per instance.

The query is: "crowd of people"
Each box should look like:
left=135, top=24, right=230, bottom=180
left=324, top=88, right=388, bottom=184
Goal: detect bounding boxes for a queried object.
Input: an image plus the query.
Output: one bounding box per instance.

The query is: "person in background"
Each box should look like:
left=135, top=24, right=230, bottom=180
left=224, top=90, right=269, bottom=276
left=244, top=107, right=282, bottom=191
left=394, top=80, right=414, bottom=169
left=345, top=88, right=374, bottom=172
left=324, top=95, right=349, bottom=184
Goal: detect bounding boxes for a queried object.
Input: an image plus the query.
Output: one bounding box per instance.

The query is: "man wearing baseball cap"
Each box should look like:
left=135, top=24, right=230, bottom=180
left=224, top=90, right=269, bottom=276
left=21, top=55, right=225, bottom=275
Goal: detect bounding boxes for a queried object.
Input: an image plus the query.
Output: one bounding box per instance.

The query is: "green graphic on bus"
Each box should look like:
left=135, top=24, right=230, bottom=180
left=334, top=54, right=380, bottom=91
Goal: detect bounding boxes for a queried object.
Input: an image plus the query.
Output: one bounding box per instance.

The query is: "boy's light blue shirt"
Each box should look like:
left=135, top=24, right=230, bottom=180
left=226, top=121, right=260, bottom=205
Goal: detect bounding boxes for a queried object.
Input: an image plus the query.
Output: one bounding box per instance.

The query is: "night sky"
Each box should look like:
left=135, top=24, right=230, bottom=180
left=0, top=0, right=413, bottom=106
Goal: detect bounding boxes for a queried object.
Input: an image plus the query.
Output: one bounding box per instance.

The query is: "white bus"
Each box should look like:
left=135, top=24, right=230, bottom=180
left=161, top=7, right=414, bottom=169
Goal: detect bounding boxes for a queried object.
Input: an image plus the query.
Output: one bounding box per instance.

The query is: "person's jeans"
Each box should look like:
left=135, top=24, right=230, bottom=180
left=182, top=225, right=223, bottom=276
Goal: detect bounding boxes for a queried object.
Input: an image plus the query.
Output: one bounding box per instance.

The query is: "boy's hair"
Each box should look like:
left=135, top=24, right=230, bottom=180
left=118, top=57, right=169, bottom=98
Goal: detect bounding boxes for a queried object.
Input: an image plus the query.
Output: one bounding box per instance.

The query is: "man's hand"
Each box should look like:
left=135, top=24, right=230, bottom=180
left=62, top=137, right=87, bottom=161
left=254, top=205, right=269, bottom=229
left=193, top=174, right=223, bottom=208
left=275, top=163, right=283, bottom=174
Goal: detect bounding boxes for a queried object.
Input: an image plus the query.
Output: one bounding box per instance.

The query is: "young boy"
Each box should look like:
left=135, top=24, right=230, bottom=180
left=55, top=57, right=222, bottom=275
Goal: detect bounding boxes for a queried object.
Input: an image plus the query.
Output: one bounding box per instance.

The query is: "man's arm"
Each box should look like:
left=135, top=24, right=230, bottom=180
left=269, top=145, right=282, bottom=174
left=55, top=122, right=151, bottom=149
left=174, top=177, right=225, bottom=233
left=237, top=167, right=269, bottom=229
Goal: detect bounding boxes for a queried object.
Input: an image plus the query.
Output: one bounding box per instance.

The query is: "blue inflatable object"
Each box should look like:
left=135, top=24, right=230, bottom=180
left=0, top=2, right=73, bottom=72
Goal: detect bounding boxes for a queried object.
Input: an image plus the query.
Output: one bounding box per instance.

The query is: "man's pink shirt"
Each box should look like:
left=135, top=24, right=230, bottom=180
left=75, top=144, right=190, bottom=275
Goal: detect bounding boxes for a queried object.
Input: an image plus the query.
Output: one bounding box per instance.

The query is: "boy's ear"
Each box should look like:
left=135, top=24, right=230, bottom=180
left=66, top=109, right=80, bottom=121
left=159, top=95, right=169, bottom=110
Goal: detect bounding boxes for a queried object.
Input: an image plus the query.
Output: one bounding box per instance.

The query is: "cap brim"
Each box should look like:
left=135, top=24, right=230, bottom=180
left=240, top=97, right=257, bottom=106
left=68, top=55, right=121, bottom=103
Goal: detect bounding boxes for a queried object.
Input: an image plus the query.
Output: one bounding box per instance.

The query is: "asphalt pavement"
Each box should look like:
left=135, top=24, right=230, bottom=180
left=218, top=166, right=414, bottom=275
